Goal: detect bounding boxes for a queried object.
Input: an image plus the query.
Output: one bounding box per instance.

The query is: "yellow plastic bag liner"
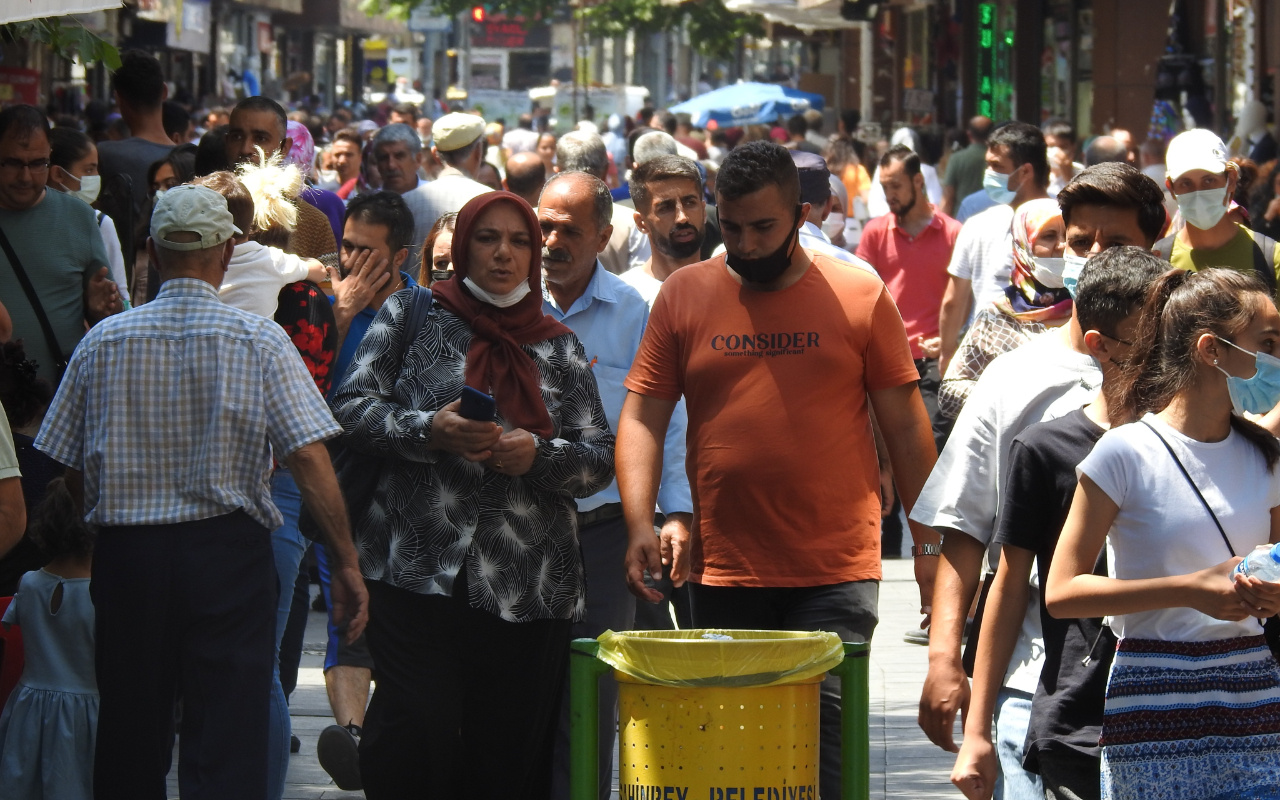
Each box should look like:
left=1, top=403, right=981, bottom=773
left=595, top=629, right=845, bottom=688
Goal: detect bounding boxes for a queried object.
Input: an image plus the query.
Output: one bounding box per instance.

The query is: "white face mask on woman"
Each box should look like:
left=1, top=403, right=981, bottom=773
left=463, top=276, right=531, bottom=308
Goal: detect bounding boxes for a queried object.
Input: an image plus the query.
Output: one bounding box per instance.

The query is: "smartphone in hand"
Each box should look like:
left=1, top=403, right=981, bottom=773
left=458, top=386, right=496, bottom=421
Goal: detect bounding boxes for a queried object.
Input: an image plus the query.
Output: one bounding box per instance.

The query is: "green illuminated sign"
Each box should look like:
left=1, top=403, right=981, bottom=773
left=974, top=1, right=1013, bottom=120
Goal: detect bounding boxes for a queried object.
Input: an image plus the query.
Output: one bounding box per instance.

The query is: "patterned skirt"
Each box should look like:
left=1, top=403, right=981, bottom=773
left=1100, top=635, right=1280, bottom=800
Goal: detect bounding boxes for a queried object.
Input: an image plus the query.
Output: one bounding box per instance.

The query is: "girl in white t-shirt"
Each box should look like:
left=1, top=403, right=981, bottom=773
left=1046, top=267, right=1280, bottom=800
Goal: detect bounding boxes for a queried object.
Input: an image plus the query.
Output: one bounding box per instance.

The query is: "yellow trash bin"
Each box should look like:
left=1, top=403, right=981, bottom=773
left=596, top=629, right=843, bottom=800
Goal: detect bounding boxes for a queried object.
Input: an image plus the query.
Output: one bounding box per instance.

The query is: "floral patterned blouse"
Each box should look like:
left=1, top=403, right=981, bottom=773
left=330, top=289, right=616, bottom=623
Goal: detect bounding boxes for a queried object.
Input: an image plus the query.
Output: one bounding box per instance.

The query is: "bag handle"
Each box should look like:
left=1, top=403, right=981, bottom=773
left=0, top=221, right=67, bottom=378
left=1140, top=419, right=1235, bottom=557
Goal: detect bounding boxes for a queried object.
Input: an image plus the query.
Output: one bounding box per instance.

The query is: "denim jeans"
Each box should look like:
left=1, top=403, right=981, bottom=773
left=993, top=687, right=1043, bottom=800
left=268, top=469, right=306, bottom=800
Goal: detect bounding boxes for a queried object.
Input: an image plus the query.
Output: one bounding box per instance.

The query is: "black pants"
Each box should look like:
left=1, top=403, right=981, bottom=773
left=91, top=511, right=277, bottom=800
left=688, top=581, right=879, bottom=800
left=360, top=578, right=572, bottom=800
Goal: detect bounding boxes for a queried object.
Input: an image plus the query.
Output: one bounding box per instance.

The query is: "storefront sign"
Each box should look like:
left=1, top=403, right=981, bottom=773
left=470, top=16, right=549, bottom=49
left=0, top=67, right=39, bottom=105
left=975, top=2, right=996, bottom=118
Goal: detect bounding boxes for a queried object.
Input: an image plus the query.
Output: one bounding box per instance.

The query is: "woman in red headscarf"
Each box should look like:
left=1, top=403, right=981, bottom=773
left=330, top=191, right=615, bottom=799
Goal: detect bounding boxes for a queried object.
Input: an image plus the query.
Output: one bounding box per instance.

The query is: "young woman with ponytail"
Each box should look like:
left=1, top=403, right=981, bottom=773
left=1046, top=267, right=1280, bottom=800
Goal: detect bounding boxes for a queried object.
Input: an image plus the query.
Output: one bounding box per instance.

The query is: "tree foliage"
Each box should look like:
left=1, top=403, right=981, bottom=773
left=2, top=17, right=121, bottom=70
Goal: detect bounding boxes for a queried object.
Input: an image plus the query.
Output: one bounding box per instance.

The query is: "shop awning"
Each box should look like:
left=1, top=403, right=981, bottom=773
left=0, top=0, right=122, bottom=25
left=723, top=0, right=862, bottom=30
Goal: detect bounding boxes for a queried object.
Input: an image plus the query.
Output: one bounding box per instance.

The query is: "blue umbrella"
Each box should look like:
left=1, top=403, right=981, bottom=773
left=669, top=82, right=825, bottom=129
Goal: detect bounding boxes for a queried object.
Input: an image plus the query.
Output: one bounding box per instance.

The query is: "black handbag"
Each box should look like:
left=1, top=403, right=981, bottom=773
left=1141, top=420, right=1280, bottom=659
left=299, top=285, right=433, bottom=542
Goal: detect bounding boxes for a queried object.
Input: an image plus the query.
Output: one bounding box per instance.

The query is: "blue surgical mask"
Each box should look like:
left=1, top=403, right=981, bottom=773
left=1062, top=252, right=1089, bottom=299
left=1176, top=186, right=1229, bottom=230
left=1216, top=337, right=1280, bottom=415
left=983, top=168, right=1016, bottom=205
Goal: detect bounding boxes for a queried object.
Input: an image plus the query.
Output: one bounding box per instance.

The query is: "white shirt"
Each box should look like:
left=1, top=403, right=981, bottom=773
left=911, top=328, right=1101, bottom=691
left=401, top=167, right=493, bottom=268
left=96, top=211, right=129, bottom=306
left=867, top=163, right=944, bottom=219
left=219, top=241, right=311, bottom=318
left=1080, top=413, right=1280, bottom=642
left=947, top=203, right=1015, bottom=323
left=619, top=265, right=663, bottom=305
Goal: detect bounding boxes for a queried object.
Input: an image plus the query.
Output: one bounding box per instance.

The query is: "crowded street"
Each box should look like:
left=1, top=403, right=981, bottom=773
left=4, top=2, right=1280, bottom=800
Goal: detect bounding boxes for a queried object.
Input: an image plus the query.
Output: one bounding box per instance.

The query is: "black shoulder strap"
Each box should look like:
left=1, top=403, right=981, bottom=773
left=1248, top=229, right=1279, bottom=294
left=0, top=222, right=67, bottom=376
left=1140, top=419, right=1235, bottom=557
left=400, top=285, right=433, bottom=361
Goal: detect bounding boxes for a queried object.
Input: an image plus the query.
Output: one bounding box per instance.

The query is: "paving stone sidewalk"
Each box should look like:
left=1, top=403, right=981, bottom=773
left=167, top=557, right=959, bottom=799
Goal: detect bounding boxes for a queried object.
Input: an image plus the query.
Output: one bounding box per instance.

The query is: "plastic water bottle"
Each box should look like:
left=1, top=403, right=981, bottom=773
left=1235, top=544, right=1280, bottom=583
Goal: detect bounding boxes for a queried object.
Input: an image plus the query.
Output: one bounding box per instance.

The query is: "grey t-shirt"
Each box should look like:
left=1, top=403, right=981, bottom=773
left=98, top=137, right=174, bottom=210
left=0, top=190, right=110, bottom=382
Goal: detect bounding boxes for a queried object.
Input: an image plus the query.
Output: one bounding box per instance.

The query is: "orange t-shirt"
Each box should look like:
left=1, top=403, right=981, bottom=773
left=624, top=253, right=919, bottom=587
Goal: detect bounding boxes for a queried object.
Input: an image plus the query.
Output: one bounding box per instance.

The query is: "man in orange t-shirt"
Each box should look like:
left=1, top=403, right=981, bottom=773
left=618, top=141, right=941, bottom=800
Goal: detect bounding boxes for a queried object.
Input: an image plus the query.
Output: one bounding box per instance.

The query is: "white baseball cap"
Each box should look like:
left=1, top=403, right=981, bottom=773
left=150, top=184, right=242, bottom=251
left=1165, top=128, right=1230, bottom=181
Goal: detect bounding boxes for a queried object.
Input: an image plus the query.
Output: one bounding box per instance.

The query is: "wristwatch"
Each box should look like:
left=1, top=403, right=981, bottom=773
left=911, top=543, right=942, bottom=557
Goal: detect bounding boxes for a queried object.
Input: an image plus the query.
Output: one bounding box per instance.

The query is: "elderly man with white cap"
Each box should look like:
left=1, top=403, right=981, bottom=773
left=34, top=184, right=369, bottom=800
left=1151, top=128, right=1280, bottom=291
left=402, top=111, right=494, bottom=265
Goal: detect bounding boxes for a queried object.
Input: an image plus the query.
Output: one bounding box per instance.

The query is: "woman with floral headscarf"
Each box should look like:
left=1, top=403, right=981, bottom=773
left=938, top=197, right=1072, bottom=419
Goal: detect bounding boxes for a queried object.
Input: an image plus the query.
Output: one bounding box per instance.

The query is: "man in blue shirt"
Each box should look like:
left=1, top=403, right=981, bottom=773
left=314, top=191, right=419, bottom=792
left=539, top=171, right=692, bottom=800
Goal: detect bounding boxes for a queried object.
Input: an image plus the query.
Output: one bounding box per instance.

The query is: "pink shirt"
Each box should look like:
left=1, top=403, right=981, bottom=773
left=856, top=210, right=961, bottom=359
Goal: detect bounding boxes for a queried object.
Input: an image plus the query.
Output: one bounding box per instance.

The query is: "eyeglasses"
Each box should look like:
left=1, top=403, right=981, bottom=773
left=1099, top=331, right=1133, bottom=347
left=0, top=158, right=50, bottom=174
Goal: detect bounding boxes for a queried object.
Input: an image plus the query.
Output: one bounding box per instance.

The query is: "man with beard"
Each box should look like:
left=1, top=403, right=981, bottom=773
left=225, top=96, right=337, bottom=260
left=856, top=144, right=962, bottom=453
left=537, top=171, right=692, bottom=800
left=618, top=141, right=940, bottom=800
left=620, top=154, right=706, bottom=304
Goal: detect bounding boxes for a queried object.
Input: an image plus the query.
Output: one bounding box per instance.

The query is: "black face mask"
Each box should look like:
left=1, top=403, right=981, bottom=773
left=726, top=205, right=801, bottom=284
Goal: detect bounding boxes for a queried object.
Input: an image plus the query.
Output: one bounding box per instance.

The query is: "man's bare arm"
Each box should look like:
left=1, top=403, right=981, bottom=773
left=617, top=390, right=676, bottom=603
left=286, top=441, right=369, bottom=642
left=919, top=530, right=986, bottom=751
left=0, top=476, right=24, bottom=559
left=938, top=275, right=973, bottom=377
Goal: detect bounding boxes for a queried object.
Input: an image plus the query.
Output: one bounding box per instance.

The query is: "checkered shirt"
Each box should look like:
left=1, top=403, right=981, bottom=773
left=36, top=278, right=341, bottom=529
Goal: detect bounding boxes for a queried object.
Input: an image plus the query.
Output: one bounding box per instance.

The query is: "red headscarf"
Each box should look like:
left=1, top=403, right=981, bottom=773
left=431, top=191, right=571, bottom=437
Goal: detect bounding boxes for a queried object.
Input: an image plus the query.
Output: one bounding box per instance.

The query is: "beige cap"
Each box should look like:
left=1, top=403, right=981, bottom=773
left=433, top=112, right=485, bottom=152
left=150, top=184, right=242, bottom=251
left=1166, top=128, right=1230, bottom=181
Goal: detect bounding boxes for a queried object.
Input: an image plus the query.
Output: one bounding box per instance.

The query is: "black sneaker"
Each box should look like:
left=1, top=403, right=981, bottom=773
left=317, top=723, right=362, bottom=790
left=290, top=733, right=301, bottom=754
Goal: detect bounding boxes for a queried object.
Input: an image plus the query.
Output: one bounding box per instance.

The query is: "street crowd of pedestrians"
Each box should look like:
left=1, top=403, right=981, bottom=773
left=4, top=47, right=1280, bottom=800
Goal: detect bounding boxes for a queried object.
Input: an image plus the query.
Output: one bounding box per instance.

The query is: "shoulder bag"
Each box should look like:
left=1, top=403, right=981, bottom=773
left=299, top=285, right=433, bottom=542
left=1141, top=419, right=1280, bottom=658
left=0, top=223, right=68, bottom=380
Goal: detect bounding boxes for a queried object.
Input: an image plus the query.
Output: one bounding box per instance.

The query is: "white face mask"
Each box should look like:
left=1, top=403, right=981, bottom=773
left=1030, top=256, right=1067, bottom=288
left=1176, top=186, right=1229, bottom=230
left=463, top=276, right=532, bottom=308
left=70, top=174, right=101, bottom=205
left=822, top=213, right=846, bottom=240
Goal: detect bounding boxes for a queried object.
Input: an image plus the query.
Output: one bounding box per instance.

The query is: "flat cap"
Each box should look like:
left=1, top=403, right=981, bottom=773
left=433, top=112, right=485, bottom=152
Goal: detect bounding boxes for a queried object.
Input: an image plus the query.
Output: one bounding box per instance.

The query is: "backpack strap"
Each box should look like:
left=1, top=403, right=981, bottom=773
left=1247, top=229, right=1279, bottom=294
